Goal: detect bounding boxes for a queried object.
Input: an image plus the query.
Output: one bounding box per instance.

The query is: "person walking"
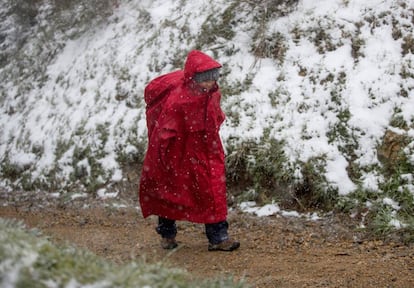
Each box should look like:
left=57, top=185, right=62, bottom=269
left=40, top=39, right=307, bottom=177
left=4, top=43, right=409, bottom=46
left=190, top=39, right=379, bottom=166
left=139, top=50, right=240, bottom=251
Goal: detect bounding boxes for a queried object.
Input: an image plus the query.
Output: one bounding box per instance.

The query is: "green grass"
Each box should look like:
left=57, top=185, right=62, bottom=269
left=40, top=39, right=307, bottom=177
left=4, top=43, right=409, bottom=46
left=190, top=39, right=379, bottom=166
left=0, top=218, right=247, bottom=288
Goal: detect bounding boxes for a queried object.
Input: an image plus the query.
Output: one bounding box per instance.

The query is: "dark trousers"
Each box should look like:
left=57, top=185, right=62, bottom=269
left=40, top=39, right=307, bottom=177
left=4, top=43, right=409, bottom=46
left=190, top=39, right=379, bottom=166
left=156, top=217, right=229, bottom=245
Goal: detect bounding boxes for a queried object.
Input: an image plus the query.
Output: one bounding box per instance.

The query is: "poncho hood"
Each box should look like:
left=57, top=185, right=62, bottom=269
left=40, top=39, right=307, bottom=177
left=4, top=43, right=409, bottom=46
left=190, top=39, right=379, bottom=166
left=184, top=50, right=222, bottom=81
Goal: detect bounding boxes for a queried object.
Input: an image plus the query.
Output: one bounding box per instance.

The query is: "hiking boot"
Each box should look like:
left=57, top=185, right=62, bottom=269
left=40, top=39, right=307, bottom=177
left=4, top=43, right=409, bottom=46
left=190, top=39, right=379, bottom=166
left=161, top=237, right=178, bottom=249
left=208, top=239, right=240, bottom=252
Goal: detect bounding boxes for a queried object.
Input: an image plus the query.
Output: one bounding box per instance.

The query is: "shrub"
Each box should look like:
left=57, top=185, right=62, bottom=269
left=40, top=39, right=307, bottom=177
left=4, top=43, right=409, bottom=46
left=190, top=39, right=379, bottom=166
left=0, top=218, right=247, bottom=288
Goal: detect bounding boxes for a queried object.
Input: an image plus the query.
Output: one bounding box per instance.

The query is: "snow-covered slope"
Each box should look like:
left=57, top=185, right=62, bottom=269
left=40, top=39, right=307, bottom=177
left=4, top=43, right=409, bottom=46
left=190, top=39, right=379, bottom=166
left=1, top=0, right=413, bottom=215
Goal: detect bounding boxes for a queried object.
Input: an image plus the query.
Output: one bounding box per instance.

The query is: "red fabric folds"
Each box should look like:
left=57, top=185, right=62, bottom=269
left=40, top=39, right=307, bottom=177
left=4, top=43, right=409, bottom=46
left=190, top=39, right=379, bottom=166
left=139, top=50, right=227, bottom=224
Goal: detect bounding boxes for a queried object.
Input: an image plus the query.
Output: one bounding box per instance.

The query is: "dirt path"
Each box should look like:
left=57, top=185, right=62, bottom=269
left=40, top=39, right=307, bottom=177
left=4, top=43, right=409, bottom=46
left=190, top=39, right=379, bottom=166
left=1, top=197, right=413, bottom=288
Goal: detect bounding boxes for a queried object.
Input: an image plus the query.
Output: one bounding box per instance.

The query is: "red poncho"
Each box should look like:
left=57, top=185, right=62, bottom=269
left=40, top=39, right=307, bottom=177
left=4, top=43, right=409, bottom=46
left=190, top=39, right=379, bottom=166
left=139, top=50, right=227, bottom=223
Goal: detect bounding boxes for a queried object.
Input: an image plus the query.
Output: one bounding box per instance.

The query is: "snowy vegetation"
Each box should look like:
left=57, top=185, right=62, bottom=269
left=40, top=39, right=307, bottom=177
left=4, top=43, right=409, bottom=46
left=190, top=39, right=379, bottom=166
left=1, top=0, right=414, bottom=239
left=0, top=218, right=245, bottom=287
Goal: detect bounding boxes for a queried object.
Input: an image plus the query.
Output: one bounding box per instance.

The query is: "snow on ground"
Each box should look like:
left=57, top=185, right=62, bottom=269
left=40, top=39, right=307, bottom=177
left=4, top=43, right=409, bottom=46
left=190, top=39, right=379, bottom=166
left=0, top=0, right=413, bottom=211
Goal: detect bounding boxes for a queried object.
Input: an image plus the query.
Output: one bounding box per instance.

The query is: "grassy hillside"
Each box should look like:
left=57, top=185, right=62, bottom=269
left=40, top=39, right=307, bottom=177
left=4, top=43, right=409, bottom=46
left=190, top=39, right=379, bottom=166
left=1, top=0, right=414, bottom=239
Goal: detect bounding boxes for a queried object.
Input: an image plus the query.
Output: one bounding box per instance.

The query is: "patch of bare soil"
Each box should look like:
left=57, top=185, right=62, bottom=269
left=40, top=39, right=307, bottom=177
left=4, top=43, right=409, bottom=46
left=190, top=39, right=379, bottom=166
left=1, top=189, right=413, bottom=288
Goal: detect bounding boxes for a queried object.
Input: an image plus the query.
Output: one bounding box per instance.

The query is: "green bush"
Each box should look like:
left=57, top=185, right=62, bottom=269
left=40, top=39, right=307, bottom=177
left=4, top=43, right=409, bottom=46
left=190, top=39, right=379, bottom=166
left=0, top=218, right=247, bottom=288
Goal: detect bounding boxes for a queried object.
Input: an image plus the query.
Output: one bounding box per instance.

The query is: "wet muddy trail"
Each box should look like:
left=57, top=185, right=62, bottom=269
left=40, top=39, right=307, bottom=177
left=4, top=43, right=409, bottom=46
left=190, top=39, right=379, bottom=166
left=1, top=192, right=413, bottom=288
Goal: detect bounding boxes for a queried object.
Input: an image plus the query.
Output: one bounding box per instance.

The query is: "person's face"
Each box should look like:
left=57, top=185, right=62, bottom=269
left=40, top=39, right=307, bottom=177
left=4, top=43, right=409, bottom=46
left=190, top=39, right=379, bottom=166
left=197, top=80, right=216, bottom=90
